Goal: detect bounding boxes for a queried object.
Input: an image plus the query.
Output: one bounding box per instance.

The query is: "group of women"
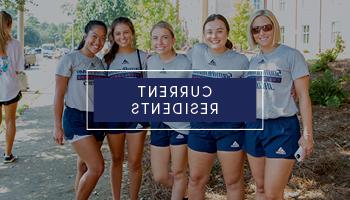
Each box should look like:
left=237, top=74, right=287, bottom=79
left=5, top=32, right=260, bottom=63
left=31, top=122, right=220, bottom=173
left=51, top=9, right=314, bottom=200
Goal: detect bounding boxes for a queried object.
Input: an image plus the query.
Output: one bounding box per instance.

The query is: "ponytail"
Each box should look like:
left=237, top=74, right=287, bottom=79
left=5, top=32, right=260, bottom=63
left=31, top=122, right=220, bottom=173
left=225, top=39, right=233, bottom=49
left=76, top=20, right=107, bottom=50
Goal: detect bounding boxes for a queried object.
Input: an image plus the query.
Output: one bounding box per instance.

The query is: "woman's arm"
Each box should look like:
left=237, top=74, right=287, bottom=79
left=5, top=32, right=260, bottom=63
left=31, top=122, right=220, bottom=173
left=294, top=75, right=314, bottom=159
left=53, top=75, right=69, bottom=145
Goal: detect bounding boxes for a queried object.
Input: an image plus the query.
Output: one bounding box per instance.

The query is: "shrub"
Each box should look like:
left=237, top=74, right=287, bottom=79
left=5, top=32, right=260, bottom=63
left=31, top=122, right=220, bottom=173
left=311, top=35, right=345, bottom=72
left=310, top=70, right=347, bottom=107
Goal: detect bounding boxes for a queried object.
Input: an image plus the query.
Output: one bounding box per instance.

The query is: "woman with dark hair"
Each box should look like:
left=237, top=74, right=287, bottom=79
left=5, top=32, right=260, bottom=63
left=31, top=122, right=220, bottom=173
left=186, top=14, right=249, bottom=199
left=53, top=20, right=107, bottom=200
left=244, top=9, right=313, bottom=200
left=103, top=17, right=148, bottom=200
left=0, top=10, right=24, bottom=163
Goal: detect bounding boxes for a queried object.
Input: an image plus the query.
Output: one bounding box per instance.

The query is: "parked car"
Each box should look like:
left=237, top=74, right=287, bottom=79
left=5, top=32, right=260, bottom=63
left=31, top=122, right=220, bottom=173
left=42, top=43, right=56, bottom=58
left=34, top=48, right=42, bottom=54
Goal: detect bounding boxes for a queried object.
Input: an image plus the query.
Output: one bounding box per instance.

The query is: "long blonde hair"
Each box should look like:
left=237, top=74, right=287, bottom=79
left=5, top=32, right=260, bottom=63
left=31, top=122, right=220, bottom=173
left=0, top=11, right=13, bottom=54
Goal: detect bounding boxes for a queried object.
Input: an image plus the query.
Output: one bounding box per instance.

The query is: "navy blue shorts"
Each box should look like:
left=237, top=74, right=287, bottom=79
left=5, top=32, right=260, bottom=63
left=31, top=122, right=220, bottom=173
left=188, top=122, right=244, bottom=153
left=150, top=122, right=188, bottom=147
left=0, top=91, right=22, bottom=106
left=62, top=106, right=105, bottom=141
left=105, top=122, right=150, bottom=134
left=243, top=115, right=301, bottom=159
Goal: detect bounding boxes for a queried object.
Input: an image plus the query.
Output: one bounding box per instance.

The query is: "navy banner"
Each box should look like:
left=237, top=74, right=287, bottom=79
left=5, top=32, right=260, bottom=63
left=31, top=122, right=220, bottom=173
left=94, top=78, right=256, bottom=123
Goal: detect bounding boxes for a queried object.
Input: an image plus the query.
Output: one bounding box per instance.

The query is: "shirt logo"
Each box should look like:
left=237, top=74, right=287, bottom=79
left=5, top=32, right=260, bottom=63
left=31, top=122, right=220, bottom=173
left=176, top=134, right=184, bottom=139
left=122, top=59, right=129, bottom=65
left=276, top=147, right=286, bottom=155
left=160, top=68, right=166, bottom=74
left=230, top=141, right=240, bottom=148
left=208, top=60, right=216, bottom=66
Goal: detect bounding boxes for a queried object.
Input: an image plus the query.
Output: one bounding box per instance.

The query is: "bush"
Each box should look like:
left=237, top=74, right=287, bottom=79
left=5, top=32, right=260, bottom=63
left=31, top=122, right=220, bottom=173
left=311, top=35, right=345, bottom=72
left=310, top=70, right=347, bottom=107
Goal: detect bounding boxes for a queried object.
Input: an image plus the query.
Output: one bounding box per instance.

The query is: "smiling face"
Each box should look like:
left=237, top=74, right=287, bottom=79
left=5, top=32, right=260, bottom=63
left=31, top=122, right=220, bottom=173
left=151, top=27, right=175, bottom=55
left=113, top=23, right=134, bottom=49
left=203, top=19, right=228, bottom=53
left=252, top=16, right=275, bottom=52
left=83, top=25, right=106, bottom=56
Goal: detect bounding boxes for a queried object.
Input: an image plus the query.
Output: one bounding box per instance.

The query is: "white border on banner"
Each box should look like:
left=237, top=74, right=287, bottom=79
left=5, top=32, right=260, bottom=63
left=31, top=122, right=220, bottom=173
left=86, top=69, right=264, bottom=131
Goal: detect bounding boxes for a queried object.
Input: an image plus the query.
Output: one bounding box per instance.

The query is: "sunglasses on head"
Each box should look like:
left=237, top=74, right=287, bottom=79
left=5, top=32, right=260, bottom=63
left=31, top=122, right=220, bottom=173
left=251, top=24, right=273, bottom=34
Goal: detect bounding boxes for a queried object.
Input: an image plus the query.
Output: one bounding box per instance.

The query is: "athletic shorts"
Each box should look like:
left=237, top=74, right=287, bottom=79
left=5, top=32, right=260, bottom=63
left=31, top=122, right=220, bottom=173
left=0, top=91, right=22, bottom=106
left=150, top=122, right=188, bottom=147
left=62, top=106, right=105, bottom=142
left=188, top=122, right=244, bottom=153
left=105, top=122, right=150, bottom=134
left=243, top=115, right=300, bottom=159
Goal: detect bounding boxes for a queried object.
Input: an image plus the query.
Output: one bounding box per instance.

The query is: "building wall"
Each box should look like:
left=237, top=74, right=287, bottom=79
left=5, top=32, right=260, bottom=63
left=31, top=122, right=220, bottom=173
left=177, top=0, right=350, bottom=58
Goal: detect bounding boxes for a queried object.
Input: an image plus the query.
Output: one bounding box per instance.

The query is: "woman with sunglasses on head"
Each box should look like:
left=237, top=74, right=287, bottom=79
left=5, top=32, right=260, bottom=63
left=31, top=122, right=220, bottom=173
left=0, top=11, right=24, bottom=163
left=147, top=21, right=191, bottom=200
left=244, top=9, right=313, bottom=200
left=103, top=17, right=148, bottom=200
left=186, top=14, right=249, bottom=200
left=53, top=20, right=107, bottom=200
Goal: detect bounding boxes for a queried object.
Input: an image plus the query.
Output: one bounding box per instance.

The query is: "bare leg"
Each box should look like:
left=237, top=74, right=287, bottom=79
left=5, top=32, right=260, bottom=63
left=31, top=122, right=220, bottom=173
left=4, top=102, right=18, bottom=156
left=126, top=131, right=146, bottom=200
left=188, top=148, right=215, bottom=200
left=107, top=134, right=125, bottom=200
left=72, top=136, right=104, bottom=200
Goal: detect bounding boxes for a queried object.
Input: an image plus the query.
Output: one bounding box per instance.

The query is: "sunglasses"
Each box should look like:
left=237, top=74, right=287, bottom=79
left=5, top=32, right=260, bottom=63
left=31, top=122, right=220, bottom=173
left=251, top=24, right=273, bottom=35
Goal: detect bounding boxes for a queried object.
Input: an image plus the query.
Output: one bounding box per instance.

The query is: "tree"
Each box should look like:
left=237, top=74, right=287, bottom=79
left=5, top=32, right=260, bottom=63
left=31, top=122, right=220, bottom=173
left=131, top=0, right=186, bottom=50
left=0, top=0, right=36, bottom=11
left=229, top=0, right=252, bottom=51
left=24, top=26, right=40, bottom=47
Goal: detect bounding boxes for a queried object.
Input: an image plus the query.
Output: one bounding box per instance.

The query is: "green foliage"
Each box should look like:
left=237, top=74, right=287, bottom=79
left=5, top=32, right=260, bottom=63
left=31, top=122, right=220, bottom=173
left=311, top=35, right=346, bottom=72
left=310, top=70, right=347, bottom=107
left=70, top=0, right=134, bottom=48
left=131, top=0, right=186, bottom=50
left=229, top=0, right=252, bottom=51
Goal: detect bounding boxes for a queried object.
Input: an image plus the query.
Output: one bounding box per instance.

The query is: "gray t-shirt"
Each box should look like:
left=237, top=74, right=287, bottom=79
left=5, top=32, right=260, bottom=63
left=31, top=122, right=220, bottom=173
left=56, top=51, right=105, bottom=112
left=246, top=44, right=309, bottom=119
left=105, top=49, right=147, bottom=78
left=146, top=53, right=192, bottom=134
left=0, top=39, right=24, bottom=101
left=188, top=43, right=249, bottom=78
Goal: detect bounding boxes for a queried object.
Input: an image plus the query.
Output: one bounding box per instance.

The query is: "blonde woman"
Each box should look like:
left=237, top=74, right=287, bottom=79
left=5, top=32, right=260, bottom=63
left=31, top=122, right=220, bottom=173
left=244, top=9, right=313, bottom=200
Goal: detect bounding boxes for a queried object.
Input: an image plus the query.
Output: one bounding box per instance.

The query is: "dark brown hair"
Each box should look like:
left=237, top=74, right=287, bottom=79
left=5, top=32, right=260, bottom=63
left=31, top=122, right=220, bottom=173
left=104, top=17, right=135, bottom=66
left=76, top=20, right=107, bottom=50
left=203, top=14, right=233, bottom=49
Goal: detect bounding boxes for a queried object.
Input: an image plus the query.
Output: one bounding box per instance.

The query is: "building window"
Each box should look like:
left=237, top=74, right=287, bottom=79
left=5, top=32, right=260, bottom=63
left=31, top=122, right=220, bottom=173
left=331, top=21, right=340, bottom=43
left=252, top=0, right=261, bottom=10
left=279, top=0, right=286, bottom=11
left=302, top=25, right=310, bottom=44
left=280, top=26, right=285, bottom=43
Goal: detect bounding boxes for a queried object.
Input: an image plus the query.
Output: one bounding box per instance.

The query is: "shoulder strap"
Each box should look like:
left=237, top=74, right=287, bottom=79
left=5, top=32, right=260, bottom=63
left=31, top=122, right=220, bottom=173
left=137, top=49, right=144, bottom=78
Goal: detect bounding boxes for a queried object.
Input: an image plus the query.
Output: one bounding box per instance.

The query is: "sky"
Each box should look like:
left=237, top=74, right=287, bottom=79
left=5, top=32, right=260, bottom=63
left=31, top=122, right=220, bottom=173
left=26, top=0, right=77, bottom=24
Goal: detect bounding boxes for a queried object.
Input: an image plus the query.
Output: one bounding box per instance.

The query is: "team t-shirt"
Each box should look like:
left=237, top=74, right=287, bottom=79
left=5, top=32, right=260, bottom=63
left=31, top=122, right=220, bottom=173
left=146, top=53, right=192, bottom=134
left=188, top=43, right=249, bottom=78
left=245, top=44, right=309, bottom=119
left=105, top=49, right=147, bottom=78
left=0, top=39, right=24, bottom=101
left=56, top=50, right=105, bottom=112
left=187, top=43, right=249, bottom=128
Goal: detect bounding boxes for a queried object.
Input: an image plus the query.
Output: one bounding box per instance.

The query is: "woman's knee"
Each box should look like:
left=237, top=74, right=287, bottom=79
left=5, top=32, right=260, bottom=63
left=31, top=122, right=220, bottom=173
left=224, top=175, right=243, bottom=190
left=110, top=153, right=124, bottom=166
left=128, top=157, right=142, bottom=172
left=153, top=172, right=169, bottom=184
left=172, top=168, right=187, bottom=182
